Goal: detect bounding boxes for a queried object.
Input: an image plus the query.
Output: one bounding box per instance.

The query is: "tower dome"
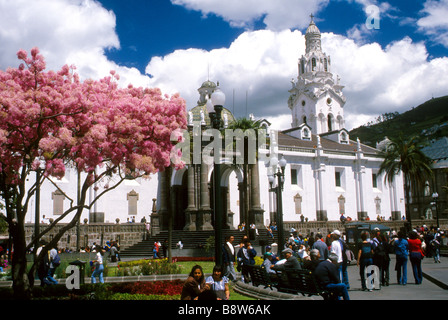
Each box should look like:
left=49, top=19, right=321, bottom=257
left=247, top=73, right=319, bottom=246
left=306, top=15, right=320, bottom=35
left=305, top=15, right=322, bottom=54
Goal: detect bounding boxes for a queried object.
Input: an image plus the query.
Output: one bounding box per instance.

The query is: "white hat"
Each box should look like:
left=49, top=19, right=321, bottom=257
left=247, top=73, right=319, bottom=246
left=331, top=230, right=341, bottom=236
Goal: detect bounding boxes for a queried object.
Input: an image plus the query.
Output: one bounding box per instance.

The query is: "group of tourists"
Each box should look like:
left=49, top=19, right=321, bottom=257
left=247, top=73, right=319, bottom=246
left=180, top=224, right=444, bottom=300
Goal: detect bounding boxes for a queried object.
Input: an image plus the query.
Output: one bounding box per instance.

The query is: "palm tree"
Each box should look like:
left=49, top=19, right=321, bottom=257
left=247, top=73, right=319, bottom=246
left=378, top=134, right=433, bottom=225
left=227, top=117, right=265, bottom=235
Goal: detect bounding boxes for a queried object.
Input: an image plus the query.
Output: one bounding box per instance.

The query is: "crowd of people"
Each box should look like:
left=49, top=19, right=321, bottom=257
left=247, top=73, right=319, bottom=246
left=180, top=224, right=445, bottom=300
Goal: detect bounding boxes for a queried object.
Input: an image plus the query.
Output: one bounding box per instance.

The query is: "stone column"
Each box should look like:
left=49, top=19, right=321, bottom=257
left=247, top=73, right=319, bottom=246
left=249, top=162, right=265, bottom=229
left=226, top=187, right=235, bottom=229
left=198, top=163, right=213, bottom=230
left=184, top=164, right=197, bottom=230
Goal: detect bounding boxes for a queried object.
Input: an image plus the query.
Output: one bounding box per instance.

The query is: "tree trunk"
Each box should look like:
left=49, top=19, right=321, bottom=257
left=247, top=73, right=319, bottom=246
left=10, top=220, right=32, bottom=300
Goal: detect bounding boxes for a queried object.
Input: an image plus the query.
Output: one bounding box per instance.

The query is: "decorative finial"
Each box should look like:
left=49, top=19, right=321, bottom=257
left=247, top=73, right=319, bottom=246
left=310, top=14, right=314, bottom=22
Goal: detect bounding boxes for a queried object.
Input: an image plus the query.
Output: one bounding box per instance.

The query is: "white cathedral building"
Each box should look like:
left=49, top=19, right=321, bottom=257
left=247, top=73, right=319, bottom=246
left=24, top=18, right=405, bottom=230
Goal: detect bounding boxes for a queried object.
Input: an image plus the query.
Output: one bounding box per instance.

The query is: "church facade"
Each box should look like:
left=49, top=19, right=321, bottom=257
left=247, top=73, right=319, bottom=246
left=24, top=18, right=405, bottom=233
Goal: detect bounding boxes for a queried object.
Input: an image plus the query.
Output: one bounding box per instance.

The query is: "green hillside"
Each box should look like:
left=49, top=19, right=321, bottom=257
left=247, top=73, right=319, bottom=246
left=349, top=95, right=448, bottom=148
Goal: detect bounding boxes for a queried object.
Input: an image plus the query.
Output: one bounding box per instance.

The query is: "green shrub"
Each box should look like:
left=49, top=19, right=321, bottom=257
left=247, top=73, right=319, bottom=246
left=117, top=258, right=181, bottom=276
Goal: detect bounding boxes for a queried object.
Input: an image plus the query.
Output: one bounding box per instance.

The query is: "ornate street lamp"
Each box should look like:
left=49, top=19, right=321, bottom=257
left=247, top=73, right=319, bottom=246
left=432, top=192, right=440, bottom=229
left=207, top=87, right=225, bottom=266
left=268, top=155, right=287, bottom=249
left=33, top=158, right=45, bottom=261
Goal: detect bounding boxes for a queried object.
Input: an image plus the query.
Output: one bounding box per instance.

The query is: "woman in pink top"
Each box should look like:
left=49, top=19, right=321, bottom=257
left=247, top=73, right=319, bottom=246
left=408, top=231, right=425, bottom=284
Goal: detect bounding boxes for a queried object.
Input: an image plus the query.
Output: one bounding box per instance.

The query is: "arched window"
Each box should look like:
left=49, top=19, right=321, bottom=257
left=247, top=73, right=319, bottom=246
left=301, top=60, right=305, bottom=74
left=312, top=58, right=316, bottom=71
left=327, top=114, right=333, bottom=132
left=324, top=58, right=328, bottom=72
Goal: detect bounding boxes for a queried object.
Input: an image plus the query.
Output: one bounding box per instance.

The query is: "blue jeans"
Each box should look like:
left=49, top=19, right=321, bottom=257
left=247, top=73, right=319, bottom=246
left=395, top=256, right=408, bottom=284
left=341, top=263, right=350, bottom=289
left=325, top=283, right=350, bottom=300
left=225, top=263, right=237, bottom=281
left=47, top=267, right=58, bottom=285
left=410, top=252, right=423, bottom=284
left=91, top=264, right=104, bottom=283
left=433, top=248, right=440, bottom=262
left=359, top=258, right=372, bottom=290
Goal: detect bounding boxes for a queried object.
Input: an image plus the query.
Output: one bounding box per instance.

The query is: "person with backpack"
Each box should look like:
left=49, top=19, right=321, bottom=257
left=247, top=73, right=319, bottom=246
left=357, top=231, right=374, bottom=291
left=372, top=230, right=386, bottom=286
left=394, top=230, right=409, bottom=285
left=47, top=245, right=60, bottom=285
left=379, top=233, right=391, bottom=286
left=36, top=240, right=51, bottom=286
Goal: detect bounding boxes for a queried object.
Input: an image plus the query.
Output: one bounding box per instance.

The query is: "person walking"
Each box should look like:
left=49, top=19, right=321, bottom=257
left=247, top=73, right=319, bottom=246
left=394, top=230, right=409, bottom=285
left=357, top=231, right=374, bottom=291
left=431, top=229, right=442, bottom=263
left=222, top=235, right=237, bottom=281
left=47, top=245, right=60, bottom=285
left=408, top=230, right=425, bottom=284
left=91, top=245, right=105, bottom=284
left=380, top=233, right=391, bottom=286
left=237, top=239, right=257, bottom=283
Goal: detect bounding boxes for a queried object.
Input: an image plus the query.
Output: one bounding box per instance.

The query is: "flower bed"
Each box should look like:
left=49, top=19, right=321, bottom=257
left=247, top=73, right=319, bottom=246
left=109, top=280, right=184, bottom=296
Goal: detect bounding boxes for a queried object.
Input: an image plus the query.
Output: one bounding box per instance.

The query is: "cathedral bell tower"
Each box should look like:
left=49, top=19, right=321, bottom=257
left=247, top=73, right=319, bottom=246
left=288, top=15, right=346, bottom=135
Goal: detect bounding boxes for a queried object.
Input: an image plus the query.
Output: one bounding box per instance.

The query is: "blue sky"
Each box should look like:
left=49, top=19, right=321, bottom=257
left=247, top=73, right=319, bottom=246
left=0, top=0, right=447, bottom=131
left=100, top=0, right=446, bottom=73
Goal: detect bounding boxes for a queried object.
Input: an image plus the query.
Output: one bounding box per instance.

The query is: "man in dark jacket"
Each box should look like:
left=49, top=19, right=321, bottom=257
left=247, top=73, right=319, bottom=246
left=222, top=235, right=237, bottom=281
left=237, top=240, right=257, bottom=283
left=314, top=253, right=350, bottom=300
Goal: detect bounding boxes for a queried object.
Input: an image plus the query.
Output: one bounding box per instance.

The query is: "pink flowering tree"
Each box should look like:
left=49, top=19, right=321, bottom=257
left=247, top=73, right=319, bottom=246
left=0, top=48, right=186, bottom=299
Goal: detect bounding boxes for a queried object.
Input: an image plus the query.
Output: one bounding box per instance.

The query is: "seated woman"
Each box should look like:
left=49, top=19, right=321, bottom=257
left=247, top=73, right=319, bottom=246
left=205, top=265, right=230, bottom=300
left=181, top=265, right=211, bottom=300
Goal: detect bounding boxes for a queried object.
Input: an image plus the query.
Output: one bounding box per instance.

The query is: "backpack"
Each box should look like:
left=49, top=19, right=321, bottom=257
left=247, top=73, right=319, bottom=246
left=374, top=241, right=386, bottom=257
left=338, top=239, right=350, bottom=264
left=360, top=242, right=373, bottom=259
left=52, top=253, right=61, bottom=267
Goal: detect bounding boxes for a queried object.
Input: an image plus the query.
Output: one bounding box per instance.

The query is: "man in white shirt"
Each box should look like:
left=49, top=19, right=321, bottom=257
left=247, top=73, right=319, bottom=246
left=330, top=230, right=344, bottom=282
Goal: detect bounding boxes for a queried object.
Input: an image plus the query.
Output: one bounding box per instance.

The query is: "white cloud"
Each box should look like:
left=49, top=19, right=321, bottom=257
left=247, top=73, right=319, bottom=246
left=171, top=0, right=329, bottom=30
left=417, top=0, right=448, bottom=47
left=146, top=27, right=448, bottom=131
left=0, top=0, right=149, bottom=87
left=1, top=0, right=447, bottom=135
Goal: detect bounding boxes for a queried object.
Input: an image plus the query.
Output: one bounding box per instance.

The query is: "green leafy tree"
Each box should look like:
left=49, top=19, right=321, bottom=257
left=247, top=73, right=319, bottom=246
left=378, top=134, right=433, bottom=224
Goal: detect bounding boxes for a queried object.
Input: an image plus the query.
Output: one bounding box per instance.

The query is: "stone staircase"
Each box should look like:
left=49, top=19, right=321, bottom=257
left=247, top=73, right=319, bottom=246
left=119, top=229, right=279, bottom=259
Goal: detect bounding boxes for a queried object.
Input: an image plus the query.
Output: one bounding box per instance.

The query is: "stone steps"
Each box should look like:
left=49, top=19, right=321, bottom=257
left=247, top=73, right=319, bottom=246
left=119, top=229, right=278, bottom=258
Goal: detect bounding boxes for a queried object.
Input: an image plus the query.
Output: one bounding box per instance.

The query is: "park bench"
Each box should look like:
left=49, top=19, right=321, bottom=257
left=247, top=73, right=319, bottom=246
left=275, top=268, right=333, bottom=300
left=246, top=264, right=277, bottom=290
